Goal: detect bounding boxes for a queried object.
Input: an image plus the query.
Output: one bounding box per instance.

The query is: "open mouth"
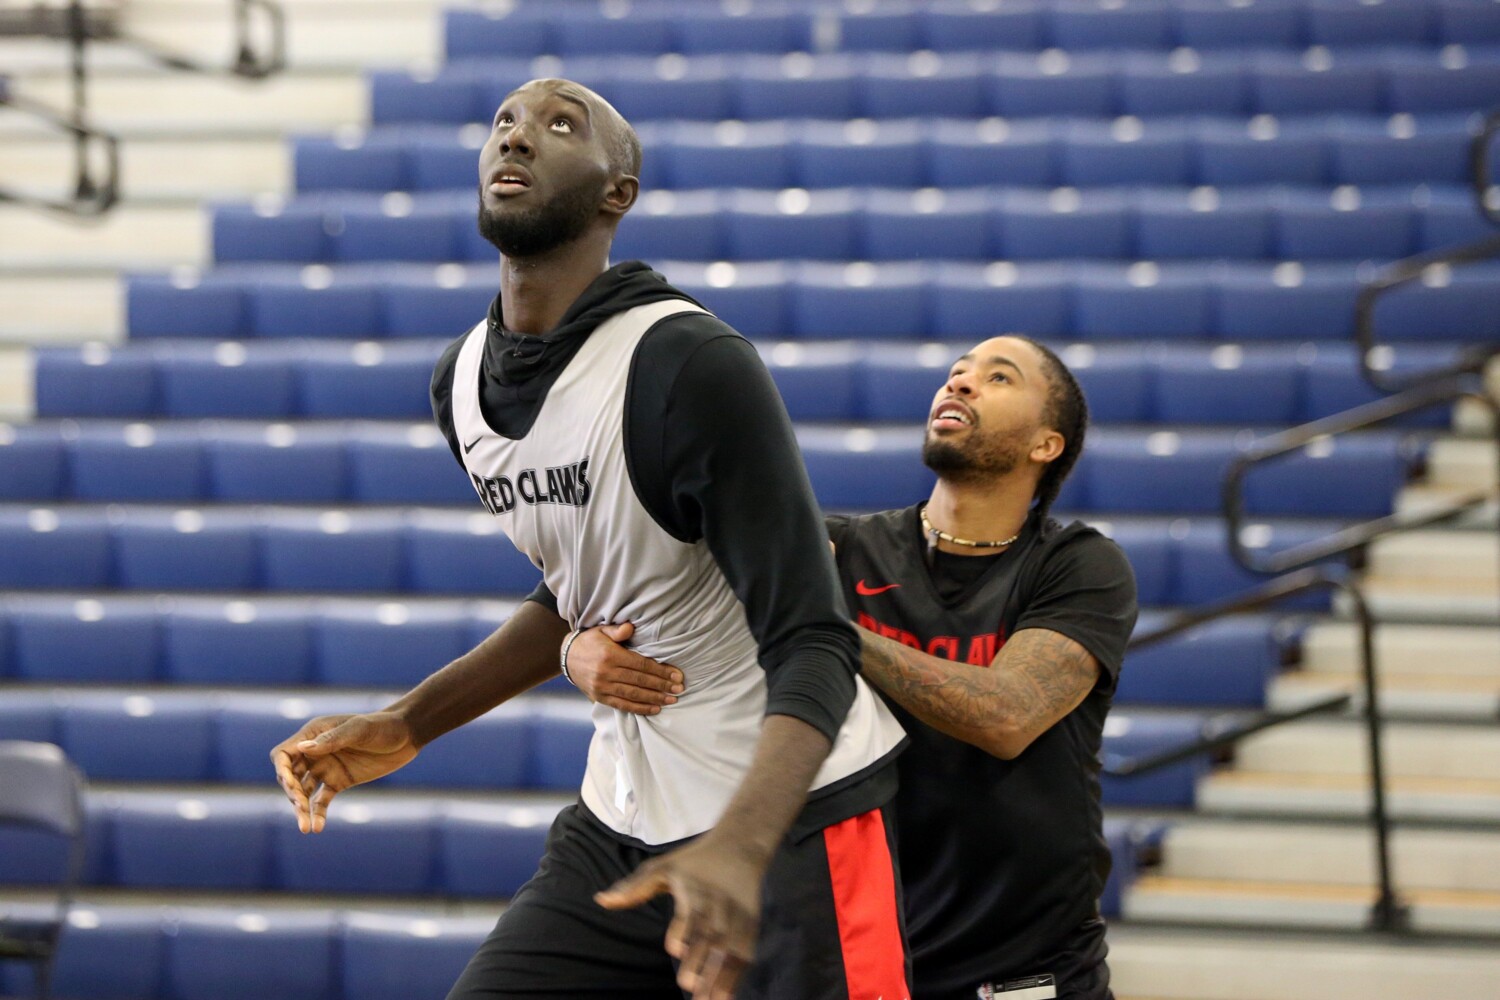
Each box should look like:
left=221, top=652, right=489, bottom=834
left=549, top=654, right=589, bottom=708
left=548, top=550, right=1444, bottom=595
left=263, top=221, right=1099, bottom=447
left=487, top=165, right=533, bottom=195
left=930, top=400, right=973, bottom=429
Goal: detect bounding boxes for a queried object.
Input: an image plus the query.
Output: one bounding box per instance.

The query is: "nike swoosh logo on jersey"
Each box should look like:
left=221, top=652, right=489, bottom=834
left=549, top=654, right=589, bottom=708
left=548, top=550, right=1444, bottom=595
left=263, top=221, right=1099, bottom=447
left=462, top=436, right=482, bottom=454
left=855, top=580, right=901, bottom=596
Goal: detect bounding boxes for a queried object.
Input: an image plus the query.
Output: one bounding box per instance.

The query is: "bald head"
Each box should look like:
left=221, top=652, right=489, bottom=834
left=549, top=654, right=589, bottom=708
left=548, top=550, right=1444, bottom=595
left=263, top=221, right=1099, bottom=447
left=505, top=78, right=642, bottom=180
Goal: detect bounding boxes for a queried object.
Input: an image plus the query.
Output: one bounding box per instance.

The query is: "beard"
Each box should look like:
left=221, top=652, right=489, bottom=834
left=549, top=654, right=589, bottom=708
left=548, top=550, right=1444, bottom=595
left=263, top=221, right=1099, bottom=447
left=477, top=174, right=601, bottom=258
left=922, top=424, right=1026, bottom=484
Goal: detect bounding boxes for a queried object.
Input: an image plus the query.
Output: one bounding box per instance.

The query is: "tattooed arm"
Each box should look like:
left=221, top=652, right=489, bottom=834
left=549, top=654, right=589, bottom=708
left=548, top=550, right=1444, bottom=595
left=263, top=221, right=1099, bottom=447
left=858, top=627, right=1100, bottom=760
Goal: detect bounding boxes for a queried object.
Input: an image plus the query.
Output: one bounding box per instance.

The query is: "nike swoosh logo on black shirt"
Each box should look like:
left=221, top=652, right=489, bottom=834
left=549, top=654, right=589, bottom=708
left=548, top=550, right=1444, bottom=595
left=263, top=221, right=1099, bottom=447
left=855, top=580, right=901, bottom=596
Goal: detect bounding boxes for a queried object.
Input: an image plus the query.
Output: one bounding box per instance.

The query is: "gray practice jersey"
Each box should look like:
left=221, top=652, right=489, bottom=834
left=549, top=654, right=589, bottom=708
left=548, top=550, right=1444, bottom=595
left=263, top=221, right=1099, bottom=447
left=450, top=299, right=906, bottom=845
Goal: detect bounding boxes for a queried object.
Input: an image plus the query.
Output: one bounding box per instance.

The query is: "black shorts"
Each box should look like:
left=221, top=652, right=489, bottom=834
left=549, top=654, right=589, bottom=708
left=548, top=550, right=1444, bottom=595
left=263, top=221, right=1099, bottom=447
left=447, top=801, right=911, bottom=1000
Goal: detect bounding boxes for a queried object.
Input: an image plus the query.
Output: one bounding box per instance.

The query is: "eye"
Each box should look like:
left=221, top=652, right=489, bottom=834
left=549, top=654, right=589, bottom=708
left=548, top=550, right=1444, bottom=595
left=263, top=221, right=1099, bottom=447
left=989, top=372, right=1010, bottom=383
left=494, top=112, right=513, bottom=128
left=550, top=118, right=574, bottom=133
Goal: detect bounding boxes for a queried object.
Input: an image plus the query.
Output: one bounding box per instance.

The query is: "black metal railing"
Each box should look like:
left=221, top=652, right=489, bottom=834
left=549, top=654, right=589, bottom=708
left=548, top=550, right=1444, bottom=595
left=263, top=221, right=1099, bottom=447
left=114, top=0, right=286, bottom=79
left=1103, top=567, right=1408, bottom=933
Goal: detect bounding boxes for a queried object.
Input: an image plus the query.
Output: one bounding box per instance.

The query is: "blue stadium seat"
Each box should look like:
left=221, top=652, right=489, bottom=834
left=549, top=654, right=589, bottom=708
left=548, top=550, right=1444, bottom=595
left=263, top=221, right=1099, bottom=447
left=613, top=190, right=726, bottom=262
left=314, top=599, right=470, bottom=688
left=1417, top=184, right=1496, bottom=249
left=0, top=507, right=112, bottom=589
left=347, top=422, right=474, bottom=504
left=1192, top=115, right=1331, bottom=186
left=259, top=509, right=406, bottom=592
left=1329, top=113, right=1475, bottom=184
left=920, top=1, right=1048, bottom=51
left=386, top=701, right=533, bottom=789
left=7, top=596, right=159, bottom=683
left=60, top=691, right=215, bottom=781
left=675, top=7, right=812, bottom=54
left=204, top=423, right=348, bottom=503
left=1051, top=0, right=1175, bottom=50
left=341, top=913, right=495, bottom=1000
left=1118, top=50, right=1252, bottom=116
left=155, top=341, right=299, bottom=418
left=990, top=49, right=1119, bottom=117
left=733, top=55, right=860, bottom=120
left=165, top=598, right=316, bottom=685
left=1171, top=0, right=1304, bottom=49
left=1241, top=432, right=1412, bottom=517
left=1306, top=0, right=1436, bottom=46
left=928, top=118, right=1058, bottom=188
left=165, top=908, right=337, bottom=1000
left=442, top=8, right=550, bottom=61
left=1368, top=261, right=1500, bottom=341
left=1152, top=344, right=1303, bottom=425
left=999, top=188, right=1132, bottom=260
left=294, top=131, right=408, bottom=193
left=1061, top=118, right=1194, bottom=187
left=369, top=70, right=483, bottom=126
left=1057, top=343, right=1155, bottom=424
left=407, top=124, right=489, bottom=192
left=724, top=188, right=860, bottom=262
left=591, top=60, right=733, bottom=121
left=527, top=697, right=594, bottom=790
left=273, top=799, right=436, bottom=893
left=1211, top=262, right=1361, bottom=340
left=792, top=262, right=930, bottom=339
left=1084, top=430, right=1238, bottom=513
left=299, top=339, right=447, bottom=418
left=1275, top=185, right=1418, bottom=259
left=666, top=121, right=795, bottom=189
left=328, top=198, right=462, bottom=264
left=403, top=511, right=544, bottom=595
left=792, top=119, right=926, bottom=189
left=1385, top=47, right=1500, bottom=112
left=438, top=801, right=561, bottom=898
left=33, top=343, right=158, bottom=418
left=1175, top=518, right=1340, bottom=606
left=797, top=426, right=931, bottom=510
left=1438, top=0, right=1500, bottom=43
left=212, top=200, right=329, bottom=263
left=1133, top=187, right=1274, bottom=260
left=112, top=508, right=260, bottom=591
left=378, top=268, right=495, bottom=338
left=1100, top=711, right=1214, bottom=807
left=861, top=189, right=994, bottom=262
left=249, top=266, right=385, bottom=339
left=554, top=7, right=673, bottom=55
left=1300, top=342, right=1467, bottom=422
left=1118, top=615, right=1281, bottom=707
left=1073, top=263, right=1214, bottom=339
left=930, top=262, right=1074, bottom=339
left=111, top=792, right=275, bottom=888
left=858, top=53, right=989, bottom=118
left=0, top=689, right=60, bottom=744
left=68, top=422, right=204, bottom=501
left=756, top=340, right=861, bottom=421
left=0, top=905, right=164, bottom=1000
left=858, top=341, right=962, bottom=424
left=836, top=5, right=922, bottom=51
left=658, top=262, right=791, bottom=338
left=215, top=692, right=384, bottom=783
left=1089, top=520, right=1175, bottom=607
left=0, top=789, right=108, bottom=887
left=1251, top=50, right=1385, bottom=114
left=126, top=271, right=249, bottom=339
left=0, top=423, right=66, bottom=501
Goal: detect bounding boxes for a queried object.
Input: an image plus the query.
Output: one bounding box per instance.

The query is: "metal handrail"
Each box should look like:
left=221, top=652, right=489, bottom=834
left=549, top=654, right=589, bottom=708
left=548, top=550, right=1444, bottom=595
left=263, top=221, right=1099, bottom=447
left=1223, top=375, right=1500, bottom=577
left=1102, top=566, right=1409, bottom=933
left=114, top=0, right=286, bottom=79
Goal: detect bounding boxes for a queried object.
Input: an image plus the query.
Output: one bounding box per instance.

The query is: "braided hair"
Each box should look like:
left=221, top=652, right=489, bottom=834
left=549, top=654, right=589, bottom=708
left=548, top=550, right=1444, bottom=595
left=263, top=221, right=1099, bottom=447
left=1014, top=337, right=1089, bottom=520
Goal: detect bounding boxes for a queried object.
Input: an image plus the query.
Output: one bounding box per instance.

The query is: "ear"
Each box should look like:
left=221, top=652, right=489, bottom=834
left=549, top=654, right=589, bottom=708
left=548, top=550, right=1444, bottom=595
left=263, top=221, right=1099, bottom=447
left=601, top=175, right=638, bottom=218
left=1031, top=429, right=1065, bottom=466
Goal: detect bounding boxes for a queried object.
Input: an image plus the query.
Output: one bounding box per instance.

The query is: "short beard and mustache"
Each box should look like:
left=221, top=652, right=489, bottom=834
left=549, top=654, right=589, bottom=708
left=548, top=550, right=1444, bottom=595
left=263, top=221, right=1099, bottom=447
left=922, top=417, right=1030, bottom=485
left=477, top=174, right=601, bottom=258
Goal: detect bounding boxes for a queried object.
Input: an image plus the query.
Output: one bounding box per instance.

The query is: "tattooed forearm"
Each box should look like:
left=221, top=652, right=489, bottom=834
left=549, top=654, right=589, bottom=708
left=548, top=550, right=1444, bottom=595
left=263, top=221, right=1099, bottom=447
left=859, top=627, right=1100, bottom=759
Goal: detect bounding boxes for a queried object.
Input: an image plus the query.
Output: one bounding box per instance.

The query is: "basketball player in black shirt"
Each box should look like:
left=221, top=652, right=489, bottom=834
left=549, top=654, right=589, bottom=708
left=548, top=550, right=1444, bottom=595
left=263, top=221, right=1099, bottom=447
left=569, top=334, right=1138, bottom=999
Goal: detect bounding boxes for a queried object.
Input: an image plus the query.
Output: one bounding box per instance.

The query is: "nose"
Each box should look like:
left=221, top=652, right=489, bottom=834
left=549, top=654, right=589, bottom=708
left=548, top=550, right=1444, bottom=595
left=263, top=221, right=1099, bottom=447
left=500, top=120, right=535, bottom=158
left=943, top=370, right=976, bottom=397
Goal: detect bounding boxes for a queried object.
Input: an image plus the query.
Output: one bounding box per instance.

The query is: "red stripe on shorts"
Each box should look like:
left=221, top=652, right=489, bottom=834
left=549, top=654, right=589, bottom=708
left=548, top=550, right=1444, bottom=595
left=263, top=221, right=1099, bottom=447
left=823, top=808, right=910, bottom=1000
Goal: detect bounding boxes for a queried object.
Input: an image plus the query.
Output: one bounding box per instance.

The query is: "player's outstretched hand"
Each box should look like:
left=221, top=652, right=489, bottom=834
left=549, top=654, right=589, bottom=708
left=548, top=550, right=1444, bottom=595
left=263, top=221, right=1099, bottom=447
left=270, top=711, right=420, bottom=833
left=595, top=833, right=762, bottom=1000
left=568, top=622, right=685, bottom=715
